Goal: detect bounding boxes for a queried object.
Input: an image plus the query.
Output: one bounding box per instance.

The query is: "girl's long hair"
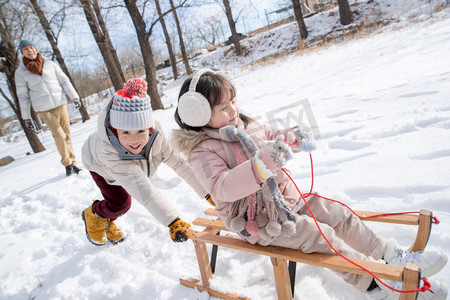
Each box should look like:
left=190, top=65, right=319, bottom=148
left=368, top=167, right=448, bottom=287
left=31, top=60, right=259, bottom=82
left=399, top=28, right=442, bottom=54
left=174, top=71, right=253, bottom=131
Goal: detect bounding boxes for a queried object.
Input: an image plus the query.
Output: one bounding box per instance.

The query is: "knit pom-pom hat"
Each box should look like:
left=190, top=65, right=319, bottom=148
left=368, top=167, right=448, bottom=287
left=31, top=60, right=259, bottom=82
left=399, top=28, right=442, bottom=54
left=110, top=78, right=154, bottom=130
left=18, top=40, right=36, bottom=54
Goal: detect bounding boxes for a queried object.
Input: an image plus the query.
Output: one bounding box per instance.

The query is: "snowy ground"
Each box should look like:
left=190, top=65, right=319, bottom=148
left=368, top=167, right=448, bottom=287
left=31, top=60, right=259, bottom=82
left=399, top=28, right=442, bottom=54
left=1, top=1, right=449, bottom=299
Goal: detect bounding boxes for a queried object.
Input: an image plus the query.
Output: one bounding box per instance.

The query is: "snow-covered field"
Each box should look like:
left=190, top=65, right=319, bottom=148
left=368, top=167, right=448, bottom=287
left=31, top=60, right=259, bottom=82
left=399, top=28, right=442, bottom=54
left=1, top=1, right=449, bottom=299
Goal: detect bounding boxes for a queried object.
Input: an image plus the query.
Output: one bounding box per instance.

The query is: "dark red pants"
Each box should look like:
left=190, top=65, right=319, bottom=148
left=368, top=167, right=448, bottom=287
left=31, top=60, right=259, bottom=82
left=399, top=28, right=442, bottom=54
left=90, top=171, right=132, bottom=220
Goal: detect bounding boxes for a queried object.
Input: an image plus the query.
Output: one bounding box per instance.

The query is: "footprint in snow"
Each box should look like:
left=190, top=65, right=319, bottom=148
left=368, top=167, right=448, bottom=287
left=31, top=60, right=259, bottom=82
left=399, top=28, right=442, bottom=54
left=320, top=126, right=363, bottom=139
left=410, top=149, right=450, bottom=160
left=344, top=185, right=447, bottom=200
left=327, top=109, right=359, bottom=119
left=390, top=83, right=409, bottom=89
left=328, top=139, right=372, bottom=151
left=398, top=91, right=438, bottom=98
left=415, top=117, right=448, bottom=128
left=371, top=124, right=417, bottom=139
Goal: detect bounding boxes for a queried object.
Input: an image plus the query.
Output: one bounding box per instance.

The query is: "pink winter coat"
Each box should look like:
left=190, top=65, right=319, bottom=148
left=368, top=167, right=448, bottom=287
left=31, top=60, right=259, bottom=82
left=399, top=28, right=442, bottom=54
left=172, top=119, right=301, bottom=225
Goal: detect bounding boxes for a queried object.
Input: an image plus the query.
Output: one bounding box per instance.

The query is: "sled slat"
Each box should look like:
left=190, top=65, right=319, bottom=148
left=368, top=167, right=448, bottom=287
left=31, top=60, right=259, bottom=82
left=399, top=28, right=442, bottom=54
left=187, top=229, right=404, bottom=281
left=180, top=278, right=250, bottom=300
left=356, top=211, right=419, bottom=225
left=205, top=207, right=423, bottom=226
left=201, top=208, right=433, bottom=252
left=193, top=217, right=226, bottom=230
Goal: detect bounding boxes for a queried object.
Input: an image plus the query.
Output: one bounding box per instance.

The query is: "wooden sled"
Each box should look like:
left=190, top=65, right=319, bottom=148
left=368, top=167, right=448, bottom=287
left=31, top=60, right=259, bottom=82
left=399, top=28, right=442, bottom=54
left=180, top=208, right=433, bottom=300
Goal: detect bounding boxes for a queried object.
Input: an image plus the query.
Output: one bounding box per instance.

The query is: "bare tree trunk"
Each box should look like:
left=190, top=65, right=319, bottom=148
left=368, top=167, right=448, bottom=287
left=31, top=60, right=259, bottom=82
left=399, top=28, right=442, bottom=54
left=30, top=107, right=42, bottom=130
left=92, top=0, right=126, bottom=83
left=169, top=0, right=191, bottom=75
left=29, top=0, right=90, bottom=122
left=292, top=0, right=308, bottom=39
left=123, top=0, right=164, bottom=110
left=337, top=0, right=353, bottom=25
left=222, top=0, right=242, bottom=56
left=0, top=85, right=45, bottom=152
left=155, top=0, right=178, bottom=80
left=79, top=0, right=124, bottom=91
left=0, top=5, right=45, bottom=153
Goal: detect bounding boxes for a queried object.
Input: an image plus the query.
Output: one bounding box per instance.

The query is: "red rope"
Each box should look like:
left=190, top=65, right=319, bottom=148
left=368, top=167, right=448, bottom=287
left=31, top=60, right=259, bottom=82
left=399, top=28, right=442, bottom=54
left=301, top=153, right=421, bottom=219
left=282, top=153, right=432, bottom=294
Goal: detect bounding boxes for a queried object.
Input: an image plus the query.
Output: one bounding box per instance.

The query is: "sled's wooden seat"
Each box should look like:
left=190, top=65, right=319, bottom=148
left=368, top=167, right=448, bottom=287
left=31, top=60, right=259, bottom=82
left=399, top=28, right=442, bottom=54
left=180, top=208, right=433, bottom=300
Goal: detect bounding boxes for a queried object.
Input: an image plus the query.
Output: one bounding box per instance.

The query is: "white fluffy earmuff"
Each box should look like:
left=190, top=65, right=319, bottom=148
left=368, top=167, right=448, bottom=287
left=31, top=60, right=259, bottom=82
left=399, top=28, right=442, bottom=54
left=177, top=69, right=214, bottom=127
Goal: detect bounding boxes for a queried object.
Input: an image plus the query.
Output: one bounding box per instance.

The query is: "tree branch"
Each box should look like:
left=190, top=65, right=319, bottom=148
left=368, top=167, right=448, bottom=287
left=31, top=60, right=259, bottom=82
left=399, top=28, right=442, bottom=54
left=0, top=86, right=18, bottom=115
left=147, top=0, right=187, bottom=37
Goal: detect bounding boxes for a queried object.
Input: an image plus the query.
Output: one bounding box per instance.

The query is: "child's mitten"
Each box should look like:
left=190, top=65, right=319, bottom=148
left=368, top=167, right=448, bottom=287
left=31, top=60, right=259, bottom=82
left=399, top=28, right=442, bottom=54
left=255, top=136, right=291, bottom=178
left=205, top=194, right=215, bottom=206
left=168, top=217, right=191, bottom=242
left=286, top=124, right=316, bottom=153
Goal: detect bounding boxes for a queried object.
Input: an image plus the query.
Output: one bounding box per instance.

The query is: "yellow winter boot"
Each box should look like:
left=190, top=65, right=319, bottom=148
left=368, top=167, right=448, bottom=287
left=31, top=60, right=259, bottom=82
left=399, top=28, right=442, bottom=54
left=81, top=202, right=108, bottom=246
left=106, top=220, right=125, bottom=244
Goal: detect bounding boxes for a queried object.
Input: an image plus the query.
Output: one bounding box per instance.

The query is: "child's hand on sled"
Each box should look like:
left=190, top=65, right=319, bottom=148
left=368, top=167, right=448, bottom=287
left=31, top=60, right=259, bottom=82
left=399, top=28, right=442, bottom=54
left=168, top=217, right=191, bottom=242
left=286, top=124, right=316, bottom=153
left=256, top=136, right=291, bottom=177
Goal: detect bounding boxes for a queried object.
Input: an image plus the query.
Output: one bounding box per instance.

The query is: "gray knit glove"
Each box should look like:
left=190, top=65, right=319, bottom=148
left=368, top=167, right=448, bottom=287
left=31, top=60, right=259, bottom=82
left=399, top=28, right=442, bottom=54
left=286, top=124, right=316, bottom=153
left=24, top=119, right=35, bottom=130
left=73, top=99, right=81, bottom=109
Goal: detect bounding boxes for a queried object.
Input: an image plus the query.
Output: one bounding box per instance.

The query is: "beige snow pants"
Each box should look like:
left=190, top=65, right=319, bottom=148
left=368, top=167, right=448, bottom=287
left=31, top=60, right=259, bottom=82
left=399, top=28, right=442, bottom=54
left=38, top=105, right=76, bottom=167
left=266, top=194, right=387, bottom=291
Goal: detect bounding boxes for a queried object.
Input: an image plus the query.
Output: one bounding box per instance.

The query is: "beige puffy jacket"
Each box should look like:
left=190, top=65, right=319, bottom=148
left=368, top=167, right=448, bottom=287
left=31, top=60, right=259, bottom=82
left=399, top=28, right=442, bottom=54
left=82, top=106, right=207, bottom=226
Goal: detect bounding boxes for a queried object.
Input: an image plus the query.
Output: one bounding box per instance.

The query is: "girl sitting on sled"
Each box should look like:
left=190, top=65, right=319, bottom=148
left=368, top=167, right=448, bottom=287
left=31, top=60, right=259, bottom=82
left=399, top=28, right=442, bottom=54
left=172, top=69, right=447, bottom=299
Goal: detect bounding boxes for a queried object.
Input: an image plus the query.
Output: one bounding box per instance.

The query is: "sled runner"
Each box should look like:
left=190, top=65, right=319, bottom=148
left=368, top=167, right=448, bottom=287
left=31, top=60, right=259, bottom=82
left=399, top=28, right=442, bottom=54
left=179, top=208, right=434, bottom=300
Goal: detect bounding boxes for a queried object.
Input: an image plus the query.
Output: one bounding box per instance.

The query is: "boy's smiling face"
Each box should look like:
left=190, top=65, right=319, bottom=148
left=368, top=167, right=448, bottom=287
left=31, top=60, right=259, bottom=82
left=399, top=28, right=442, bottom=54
left=116, top=128, right=151, bottom=154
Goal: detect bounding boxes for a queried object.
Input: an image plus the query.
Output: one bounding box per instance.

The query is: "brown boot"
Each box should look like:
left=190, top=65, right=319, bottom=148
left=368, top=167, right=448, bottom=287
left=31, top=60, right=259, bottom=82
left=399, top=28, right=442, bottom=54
left=106, top=220, right=125, bottom=244
left=81, top=202, right=108, bottom=246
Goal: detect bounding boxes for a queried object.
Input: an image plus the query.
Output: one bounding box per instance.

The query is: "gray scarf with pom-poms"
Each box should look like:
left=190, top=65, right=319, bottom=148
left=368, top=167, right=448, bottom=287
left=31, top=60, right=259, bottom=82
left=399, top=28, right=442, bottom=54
left=202, top=124, right=298, bottom=245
